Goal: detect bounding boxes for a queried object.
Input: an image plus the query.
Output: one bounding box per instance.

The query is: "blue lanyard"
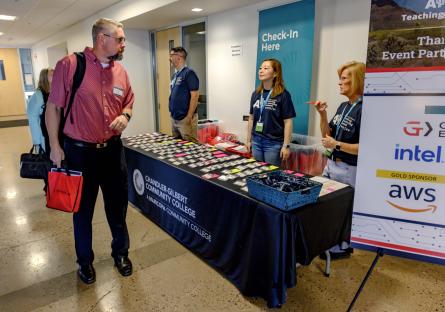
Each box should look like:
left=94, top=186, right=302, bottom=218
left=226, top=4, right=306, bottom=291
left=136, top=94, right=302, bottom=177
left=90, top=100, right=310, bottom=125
left=334, top=97, right=361, bottom=139
left=258, top=90, right=272, bottom=122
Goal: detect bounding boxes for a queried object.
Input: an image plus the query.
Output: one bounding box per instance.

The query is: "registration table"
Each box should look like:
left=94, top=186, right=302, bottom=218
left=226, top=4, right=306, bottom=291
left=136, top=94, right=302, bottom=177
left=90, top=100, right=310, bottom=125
left=123, top=135, right=354, bottom=308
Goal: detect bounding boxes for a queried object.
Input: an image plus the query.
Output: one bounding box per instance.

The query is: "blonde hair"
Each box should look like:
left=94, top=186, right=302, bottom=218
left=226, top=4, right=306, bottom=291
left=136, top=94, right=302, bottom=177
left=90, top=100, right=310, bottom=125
left=337, top=61, right=366, bottom=96
left=92, top=18, right=123, bottom=45
left=37, top=68, right=53, bottom=93
left=256, top=58, right=285, bottom=98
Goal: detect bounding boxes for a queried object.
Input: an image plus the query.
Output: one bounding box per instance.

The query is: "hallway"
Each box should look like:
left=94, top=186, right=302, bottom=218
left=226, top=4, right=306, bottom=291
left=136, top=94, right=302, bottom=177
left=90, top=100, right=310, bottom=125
left=0, top=126, right=444, bottom=312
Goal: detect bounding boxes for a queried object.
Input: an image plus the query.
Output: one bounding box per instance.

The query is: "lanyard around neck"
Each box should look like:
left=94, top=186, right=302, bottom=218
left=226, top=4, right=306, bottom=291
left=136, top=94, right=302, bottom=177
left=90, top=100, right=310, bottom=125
left=171, top=66, right=186, bottom=89
left=334, top=99, right=360, bottom=139
left=259, top=89, right=272, bottom=122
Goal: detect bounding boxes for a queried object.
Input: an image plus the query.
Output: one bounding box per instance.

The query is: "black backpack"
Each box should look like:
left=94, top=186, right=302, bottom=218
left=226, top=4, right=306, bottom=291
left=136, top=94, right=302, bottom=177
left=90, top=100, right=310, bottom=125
left=39, top=52, right=86, bottom=153
left=40, top=90, right=50, bottom=155
left=59, top=52, right=86, bottom=143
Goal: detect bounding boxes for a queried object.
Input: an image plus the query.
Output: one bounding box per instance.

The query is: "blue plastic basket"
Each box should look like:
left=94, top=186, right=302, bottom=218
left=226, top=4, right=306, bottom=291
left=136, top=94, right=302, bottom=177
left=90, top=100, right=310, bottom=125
left=246, top=170, right=322, bottom=211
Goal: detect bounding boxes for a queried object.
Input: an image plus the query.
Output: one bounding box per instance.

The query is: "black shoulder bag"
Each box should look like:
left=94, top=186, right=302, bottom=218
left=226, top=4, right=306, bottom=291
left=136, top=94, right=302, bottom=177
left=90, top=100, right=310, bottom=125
left=19, top=145, right=52, bottom=179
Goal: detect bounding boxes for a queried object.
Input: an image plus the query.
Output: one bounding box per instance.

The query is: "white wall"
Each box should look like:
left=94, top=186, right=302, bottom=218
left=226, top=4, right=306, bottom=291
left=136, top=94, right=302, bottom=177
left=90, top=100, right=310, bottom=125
left=207, top=4, right=260, bottom=138
left=121, top=29, right=155, bottom=136
left=47, top=44, right=68, bottom=68
left=308, top=0, right=371, bottom=137
left=207, top=0, right=371, bottom=142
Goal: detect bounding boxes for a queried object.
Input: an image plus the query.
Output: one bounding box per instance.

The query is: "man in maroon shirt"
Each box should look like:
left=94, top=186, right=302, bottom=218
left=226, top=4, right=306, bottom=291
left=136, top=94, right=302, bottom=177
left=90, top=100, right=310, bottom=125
left=46, top=18, right=134, bottom=284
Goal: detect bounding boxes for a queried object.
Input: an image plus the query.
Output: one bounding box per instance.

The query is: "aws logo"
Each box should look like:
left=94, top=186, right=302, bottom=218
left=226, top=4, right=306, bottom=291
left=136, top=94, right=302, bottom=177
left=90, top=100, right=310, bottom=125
left=387, top=184, right=437, bottom=213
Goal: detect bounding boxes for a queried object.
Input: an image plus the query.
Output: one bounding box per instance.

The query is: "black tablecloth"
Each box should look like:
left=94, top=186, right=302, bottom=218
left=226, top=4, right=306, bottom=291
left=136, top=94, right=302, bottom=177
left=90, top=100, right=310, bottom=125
left=124, top=144, right=353, bottom=307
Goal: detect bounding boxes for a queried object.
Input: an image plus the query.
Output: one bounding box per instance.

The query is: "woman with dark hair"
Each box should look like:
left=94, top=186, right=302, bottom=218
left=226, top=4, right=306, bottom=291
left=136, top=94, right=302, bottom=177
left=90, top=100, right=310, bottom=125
left=246, top=58, right=296, bottom=166
left=27, top=67, right=54, bottom=155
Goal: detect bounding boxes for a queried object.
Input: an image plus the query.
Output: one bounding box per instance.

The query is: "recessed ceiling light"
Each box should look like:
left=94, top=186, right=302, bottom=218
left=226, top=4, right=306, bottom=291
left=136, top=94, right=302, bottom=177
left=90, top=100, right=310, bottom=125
left=0, top=15, right=17, bottom=21
left=0, top=32, right=3, bottom=36
left=191, top=8, right=203, bottom=12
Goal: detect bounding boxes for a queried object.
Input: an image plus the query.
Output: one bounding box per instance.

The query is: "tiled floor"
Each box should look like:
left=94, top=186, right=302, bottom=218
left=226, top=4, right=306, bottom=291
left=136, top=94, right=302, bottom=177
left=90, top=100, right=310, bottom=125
left=0, top=126, right=444, bottom=312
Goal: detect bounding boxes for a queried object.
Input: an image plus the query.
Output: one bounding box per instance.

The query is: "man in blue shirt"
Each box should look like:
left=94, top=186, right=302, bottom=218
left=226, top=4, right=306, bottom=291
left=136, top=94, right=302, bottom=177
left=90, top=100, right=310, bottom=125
left=169, top=47, right=199, bottom=142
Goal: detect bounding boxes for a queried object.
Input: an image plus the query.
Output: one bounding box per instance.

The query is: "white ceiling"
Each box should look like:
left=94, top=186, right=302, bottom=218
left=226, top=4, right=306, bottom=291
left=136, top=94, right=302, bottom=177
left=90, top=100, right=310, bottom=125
left=122, top=0, right=266, bottom=30
left=0, top=0, right=122, bottom=46
left=0, top=0, right=266, bottom=47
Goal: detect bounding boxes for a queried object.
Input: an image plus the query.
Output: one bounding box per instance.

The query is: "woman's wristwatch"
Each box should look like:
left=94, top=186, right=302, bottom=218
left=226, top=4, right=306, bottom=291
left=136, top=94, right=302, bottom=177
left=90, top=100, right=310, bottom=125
left=335, top=142, right=341, bottom=151
left=283, top=144, right=290, bottom=149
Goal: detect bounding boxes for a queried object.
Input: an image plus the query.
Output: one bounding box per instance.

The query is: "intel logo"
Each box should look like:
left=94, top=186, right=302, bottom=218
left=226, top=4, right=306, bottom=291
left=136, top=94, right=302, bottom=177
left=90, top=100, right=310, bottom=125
left=394, top=144, right=444, bottom=163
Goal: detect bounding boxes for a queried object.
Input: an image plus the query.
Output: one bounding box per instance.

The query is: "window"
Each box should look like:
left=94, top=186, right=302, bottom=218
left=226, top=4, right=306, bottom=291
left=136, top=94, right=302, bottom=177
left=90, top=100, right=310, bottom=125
left=19, top=48, right=34, bottom=91
left=182, top=22, right=207, bottom=119
left=0, top=60, right=5, bottom=80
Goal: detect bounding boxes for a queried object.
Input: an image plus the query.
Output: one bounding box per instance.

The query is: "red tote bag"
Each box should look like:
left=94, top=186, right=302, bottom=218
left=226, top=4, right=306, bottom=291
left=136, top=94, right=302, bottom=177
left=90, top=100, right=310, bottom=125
left=46, top=169, right=83, bottom=213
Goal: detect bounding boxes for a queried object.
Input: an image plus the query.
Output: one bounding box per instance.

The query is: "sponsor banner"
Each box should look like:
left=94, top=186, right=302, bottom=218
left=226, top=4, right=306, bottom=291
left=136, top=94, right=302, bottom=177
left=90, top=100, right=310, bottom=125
left=365, top=0, right=445, bottom=95
left=353, top=0, right=445, bottom=265
left=364, top=70, right=445, bottom=94
left=256, top=0, right=315, bottom=134
left=367, top=0, right=445, bottom=71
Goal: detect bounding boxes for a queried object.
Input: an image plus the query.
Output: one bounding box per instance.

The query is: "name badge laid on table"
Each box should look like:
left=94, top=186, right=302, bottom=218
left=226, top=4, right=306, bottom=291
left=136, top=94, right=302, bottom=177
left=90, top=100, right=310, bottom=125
left=255, top=122, right=264, bottom=133
left=113, top=87, right=124, bottom=97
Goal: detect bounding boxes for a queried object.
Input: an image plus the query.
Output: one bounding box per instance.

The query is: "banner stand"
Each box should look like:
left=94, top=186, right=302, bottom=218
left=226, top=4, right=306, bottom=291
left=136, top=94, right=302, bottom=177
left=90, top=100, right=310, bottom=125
left=353, top=0, right=445, bottom=269
left=256, top=0, right=315, bottom=135
left=346, top=248, right=384, bottom=312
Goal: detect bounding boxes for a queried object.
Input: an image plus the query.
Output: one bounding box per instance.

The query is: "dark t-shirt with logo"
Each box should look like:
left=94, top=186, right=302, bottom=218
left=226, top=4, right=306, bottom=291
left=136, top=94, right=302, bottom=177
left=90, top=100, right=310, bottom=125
left=249, top=89, right=296, bottom=141
left=329, top=99, right=362, bottom=166
left=169, top=67, right=199, bottom=120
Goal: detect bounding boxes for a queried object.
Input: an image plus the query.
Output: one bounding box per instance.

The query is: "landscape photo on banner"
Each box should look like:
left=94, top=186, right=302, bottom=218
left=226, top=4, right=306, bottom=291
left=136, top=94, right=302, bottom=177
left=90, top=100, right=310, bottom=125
left=256, top=0, right=315, bottom=135
left=353, top=0, right=445, bottom=265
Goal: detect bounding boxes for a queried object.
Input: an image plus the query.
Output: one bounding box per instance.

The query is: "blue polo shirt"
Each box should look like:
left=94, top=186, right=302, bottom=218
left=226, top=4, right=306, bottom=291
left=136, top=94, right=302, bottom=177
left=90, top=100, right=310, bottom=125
left=249, top=89, right=296, bottom=141
left=169, top=66, right=199, bottom=120
left=329, top=98, right=362, bottom=166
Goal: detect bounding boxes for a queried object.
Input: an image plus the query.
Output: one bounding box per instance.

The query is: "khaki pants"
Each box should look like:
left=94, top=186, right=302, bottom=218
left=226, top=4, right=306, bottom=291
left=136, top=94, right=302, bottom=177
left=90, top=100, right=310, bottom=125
left=171, top=113, right=198, bottom=142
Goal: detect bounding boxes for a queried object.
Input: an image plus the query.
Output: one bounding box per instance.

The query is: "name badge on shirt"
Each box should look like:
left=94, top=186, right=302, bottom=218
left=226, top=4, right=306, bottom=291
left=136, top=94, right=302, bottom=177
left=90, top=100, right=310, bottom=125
left=255, top=122, right=264, bottom=133
left=113, top=87, right=124, bottom=97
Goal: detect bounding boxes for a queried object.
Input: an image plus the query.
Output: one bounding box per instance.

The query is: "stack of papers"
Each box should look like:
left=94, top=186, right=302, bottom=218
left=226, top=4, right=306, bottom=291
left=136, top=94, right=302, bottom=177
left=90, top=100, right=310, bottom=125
left=309, top=176, right=348, bottom=197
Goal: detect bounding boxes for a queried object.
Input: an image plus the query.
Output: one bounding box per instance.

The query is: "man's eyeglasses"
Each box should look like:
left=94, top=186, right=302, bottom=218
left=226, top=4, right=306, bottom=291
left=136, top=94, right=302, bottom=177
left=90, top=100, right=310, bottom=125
left=170, top=53, right=183, bottom=58
left=102, top=33, right=126, bottom=43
